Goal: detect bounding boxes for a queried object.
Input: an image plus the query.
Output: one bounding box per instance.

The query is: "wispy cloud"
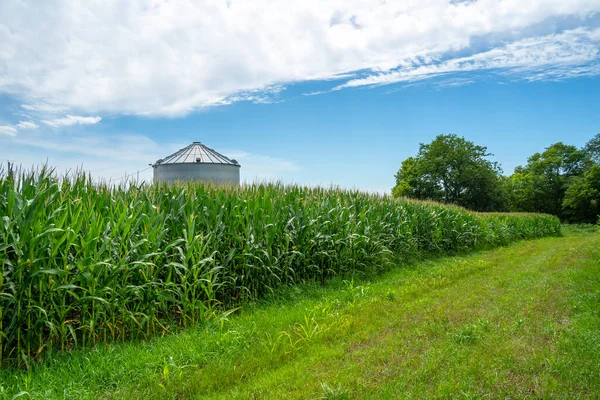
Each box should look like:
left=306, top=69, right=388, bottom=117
left=0, top=1, right=598, bottom=116
left=434, top=78, right=477, bottom=89
left=1, top=131, right=301, bottom=184
left=302, top=90, right=331, bottom=97
left=21, top=104, right=69, bottom=113
left=226, top=150, right=301, bottom=182
left=9, top=132, right=161, bottom=162
left=41, top=115, right=102, bottom=128
left=16, top=121, right=38, bottom=129
left=335, top=27, right=600, bottom=89
left=0, top=126, right=17, bottom=136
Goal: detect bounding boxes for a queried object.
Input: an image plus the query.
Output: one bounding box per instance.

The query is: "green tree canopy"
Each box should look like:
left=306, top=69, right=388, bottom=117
left=562, top=164, right=600, bottom=223
left=507, top=142, right=587, bottom=218
left=392, top=134, right=505, bottom=211
left=584, top=133, right=600, bottom=164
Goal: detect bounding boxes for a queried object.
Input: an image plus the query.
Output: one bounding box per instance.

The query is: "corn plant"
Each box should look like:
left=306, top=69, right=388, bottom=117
left=0, top=165, right=561, bottom=366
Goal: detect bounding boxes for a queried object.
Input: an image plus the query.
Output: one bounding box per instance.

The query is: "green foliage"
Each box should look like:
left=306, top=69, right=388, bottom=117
left=0, top=227, right=595, bottom=399
left=392, top=134, right=505, bottom=211
left=320, top=382, right=351, bottom=399
left=504, top=137, right=600, bottom=223
left=394, top=132, right=600, bottom=223
left=508, top=142, right=587, bottom=218
left=584, top=133, right=600, bottom=164
left=562, top=165, right=600, bottom=223
left=504, top=170, right=542, bottom=212
left=0, top=166, right=560, bottom=366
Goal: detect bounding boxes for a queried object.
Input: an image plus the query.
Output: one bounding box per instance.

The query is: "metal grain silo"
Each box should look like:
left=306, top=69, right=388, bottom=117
left=152, top=142, right=241, bottom=185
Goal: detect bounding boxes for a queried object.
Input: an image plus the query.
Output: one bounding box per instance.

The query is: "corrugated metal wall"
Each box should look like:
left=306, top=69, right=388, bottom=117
left=153, top=163, right=240, bottom=185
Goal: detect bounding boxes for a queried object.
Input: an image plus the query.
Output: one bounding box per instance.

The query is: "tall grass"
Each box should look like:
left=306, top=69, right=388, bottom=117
left=0, top=166, right=560, bottom=366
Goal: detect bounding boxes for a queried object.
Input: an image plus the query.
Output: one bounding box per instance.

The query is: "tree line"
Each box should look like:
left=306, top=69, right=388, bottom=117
left=392, top=133, right=600, bottom=223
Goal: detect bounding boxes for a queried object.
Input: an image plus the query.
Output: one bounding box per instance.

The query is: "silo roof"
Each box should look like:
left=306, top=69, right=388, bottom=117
left=154, top=142, right=240, bottom=166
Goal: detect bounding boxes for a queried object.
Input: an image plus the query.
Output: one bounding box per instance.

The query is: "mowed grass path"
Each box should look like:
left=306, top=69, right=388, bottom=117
left=2, top=227, right=599, bottom=399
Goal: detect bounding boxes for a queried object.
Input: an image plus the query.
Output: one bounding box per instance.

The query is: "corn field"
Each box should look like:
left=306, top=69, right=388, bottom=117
left=0, top=166, right=560, bottom=366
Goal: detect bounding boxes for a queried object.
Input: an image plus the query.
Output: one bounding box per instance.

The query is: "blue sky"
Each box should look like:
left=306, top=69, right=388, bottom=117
left=1, top=1, right=599, bottom=193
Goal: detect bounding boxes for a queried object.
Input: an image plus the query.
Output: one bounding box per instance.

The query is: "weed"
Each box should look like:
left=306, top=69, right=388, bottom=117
left=319, top=382, right=351, bottom=399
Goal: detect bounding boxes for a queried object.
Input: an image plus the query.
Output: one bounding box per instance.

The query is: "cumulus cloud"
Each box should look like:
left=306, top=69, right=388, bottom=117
left=0, top=126, right=17, bottom=136
left=16, top=121, right=39, bottom=129
left=41, top=115, right=102, bottom=128
left=0, top=0, right=599, bottom=116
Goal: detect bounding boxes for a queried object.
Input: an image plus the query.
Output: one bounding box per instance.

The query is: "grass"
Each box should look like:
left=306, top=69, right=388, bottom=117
left=0, top=226, right=597, bottom=399
left=0, top=166, right=560, bottom=365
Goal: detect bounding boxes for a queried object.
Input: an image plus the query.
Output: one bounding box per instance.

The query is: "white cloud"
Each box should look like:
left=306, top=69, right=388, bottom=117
left=0, top=0, right=599, bottom=116
left=226, top=150, right=301, bottom=182
left=21, top=104, right=69, bottom=113
left=336, top=27, right=600, bottom=89
left=16, top=121, right=38, bottom=129
left=41, top=115, right=102, bottom=128
left=9, top=131, right=163, bottom=163
left=0, top=126, right=17, bottom=136
left=1, top=132, right=300, bottom=184
left=0, top=131, right=186, bottom=182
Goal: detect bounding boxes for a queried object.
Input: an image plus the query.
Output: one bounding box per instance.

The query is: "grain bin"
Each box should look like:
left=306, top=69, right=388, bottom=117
left=152, top=142, right=241, bottom=185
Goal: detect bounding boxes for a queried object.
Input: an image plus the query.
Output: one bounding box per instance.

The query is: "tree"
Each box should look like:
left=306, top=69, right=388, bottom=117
left=562, top=164, right=600, bottom=223
left=504, top=170, right=542, bottom=212
left=507, top=142, right=587, bottom=218
left=584, top=133, right=600, bottom=164
left=392, top=134, right=505, bottom=211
